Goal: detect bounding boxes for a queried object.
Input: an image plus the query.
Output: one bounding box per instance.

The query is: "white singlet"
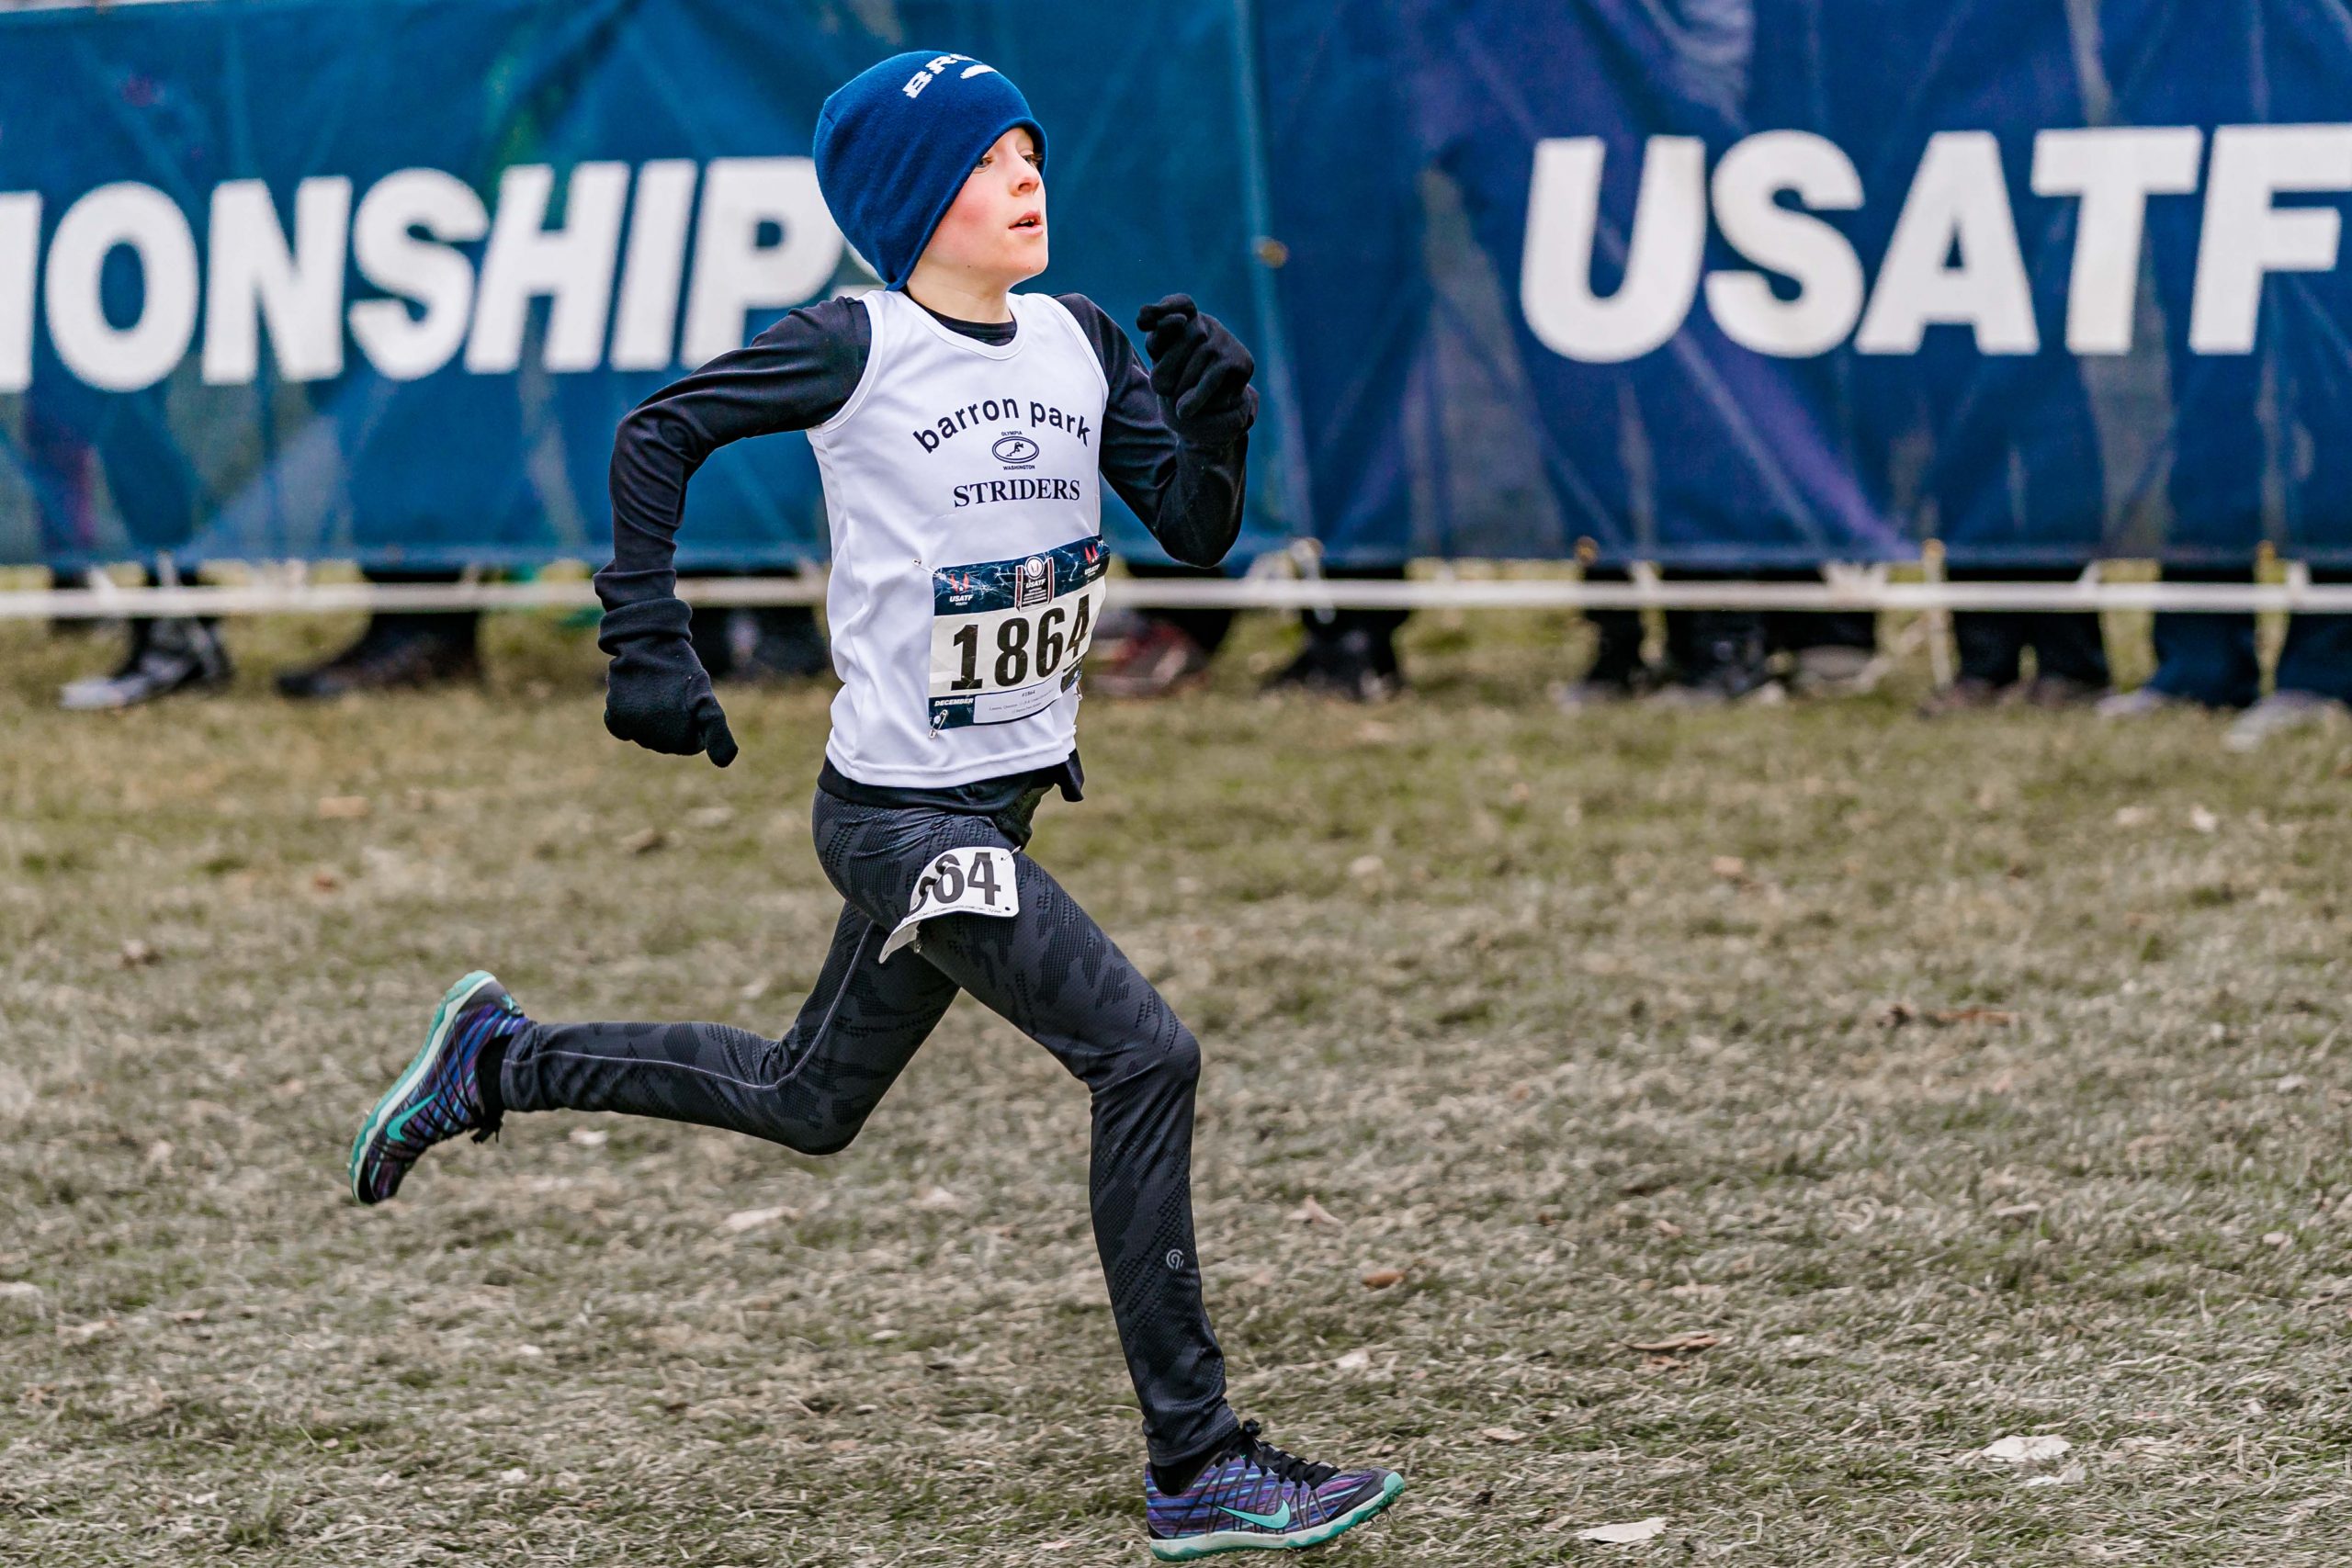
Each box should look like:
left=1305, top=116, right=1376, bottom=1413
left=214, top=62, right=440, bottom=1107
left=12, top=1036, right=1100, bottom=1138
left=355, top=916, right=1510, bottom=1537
left=808, top=288, right=1112, bottom=788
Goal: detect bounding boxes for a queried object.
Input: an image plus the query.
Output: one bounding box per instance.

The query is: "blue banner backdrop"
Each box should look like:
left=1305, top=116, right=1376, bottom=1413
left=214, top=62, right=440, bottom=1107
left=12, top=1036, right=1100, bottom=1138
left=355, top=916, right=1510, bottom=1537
left=0, top=0, right=1292, bottom=571
left=1270, top=0, right=2352, bottom=568
left=4, top=0, right=2351, bottom=572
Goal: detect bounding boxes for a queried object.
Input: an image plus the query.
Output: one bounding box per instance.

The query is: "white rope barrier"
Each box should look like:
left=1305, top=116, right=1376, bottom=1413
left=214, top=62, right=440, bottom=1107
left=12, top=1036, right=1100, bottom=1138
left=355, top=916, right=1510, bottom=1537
left=6, top=565, right=2352, bottom=619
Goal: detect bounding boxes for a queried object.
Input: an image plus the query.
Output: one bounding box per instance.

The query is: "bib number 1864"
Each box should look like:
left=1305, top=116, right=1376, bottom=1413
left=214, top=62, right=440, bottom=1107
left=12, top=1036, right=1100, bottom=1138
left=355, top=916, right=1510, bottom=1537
left=930, top=538, right=1109, bottom=730
left=947, top=593, right=1092, bottom=692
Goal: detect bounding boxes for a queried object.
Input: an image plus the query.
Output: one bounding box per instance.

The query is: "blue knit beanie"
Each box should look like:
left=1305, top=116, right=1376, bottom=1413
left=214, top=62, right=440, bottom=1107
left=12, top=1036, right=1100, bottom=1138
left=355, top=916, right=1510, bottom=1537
left=812, top=51, right=1047, bottom=290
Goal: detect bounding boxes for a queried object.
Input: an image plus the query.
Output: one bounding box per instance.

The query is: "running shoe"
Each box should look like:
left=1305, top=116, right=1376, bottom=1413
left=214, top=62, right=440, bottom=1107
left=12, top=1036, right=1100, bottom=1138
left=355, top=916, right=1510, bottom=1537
left=1145, top=1420, right=1403, bottom=1560
left=347, top=972, right=525, bottom=1204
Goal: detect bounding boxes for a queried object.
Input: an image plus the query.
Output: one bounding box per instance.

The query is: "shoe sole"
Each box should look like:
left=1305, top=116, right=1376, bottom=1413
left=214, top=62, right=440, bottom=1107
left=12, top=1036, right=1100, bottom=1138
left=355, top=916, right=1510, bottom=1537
left=1148, top=1473, right=1404, bottom=1561
left=346, top=970, right=499, bottom=1204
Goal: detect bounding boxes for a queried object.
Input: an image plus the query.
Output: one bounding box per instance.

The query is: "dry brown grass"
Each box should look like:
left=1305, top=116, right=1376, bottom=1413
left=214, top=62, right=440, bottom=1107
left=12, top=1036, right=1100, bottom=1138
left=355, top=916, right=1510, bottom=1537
left=3, top=606, right=2350, bottom=1565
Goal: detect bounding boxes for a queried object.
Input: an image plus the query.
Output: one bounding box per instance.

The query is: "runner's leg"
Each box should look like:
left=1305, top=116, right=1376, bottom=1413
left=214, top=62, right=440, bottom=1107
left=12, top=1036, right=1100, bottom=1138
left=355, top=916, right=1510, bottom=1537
left=498, top=902, right=960, bottom=1155
left=906, top=845, right=1239, bottom=1471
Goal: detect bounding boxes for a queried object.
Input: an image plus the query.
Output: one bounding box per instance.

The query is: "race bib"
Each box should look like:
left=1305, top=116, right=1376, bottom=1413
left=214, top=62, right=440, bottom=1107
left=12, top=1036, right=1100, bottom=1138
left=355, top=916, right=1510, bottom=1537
left=879, top=846, right=1022, bottom=961
left=929, top=538, right=1108, bottom=730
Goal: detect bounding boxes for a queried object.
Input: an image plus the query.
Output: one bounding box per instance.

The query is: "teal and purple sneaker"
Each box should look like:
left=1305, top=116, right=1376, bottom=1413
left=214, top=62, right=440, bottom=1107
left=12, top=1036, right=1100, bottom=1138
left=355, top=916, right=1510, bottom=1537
left=1144, top=1419, right=1403, bottom=1560
left=347, top=972, right=526, bottom=1205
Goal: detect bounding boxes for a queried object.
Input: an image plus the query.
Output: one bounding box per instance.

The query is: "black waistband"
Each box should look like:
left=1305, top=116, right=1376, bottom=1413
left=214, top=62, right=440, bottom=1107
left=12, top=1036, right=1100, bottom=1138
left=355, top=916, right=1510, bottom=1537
left=817, top=752, right=1084, bottom=815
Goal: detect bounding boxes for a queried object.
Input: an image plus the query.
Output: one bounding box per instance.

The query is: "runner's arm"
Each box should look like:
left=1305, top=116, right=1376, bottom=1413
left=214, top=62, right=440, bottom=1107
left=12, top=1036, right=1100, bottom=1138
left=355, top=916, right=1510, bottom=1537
left=1056, top=293, right=1250, bottom=570
left=596, top=298, right=870, bottom=614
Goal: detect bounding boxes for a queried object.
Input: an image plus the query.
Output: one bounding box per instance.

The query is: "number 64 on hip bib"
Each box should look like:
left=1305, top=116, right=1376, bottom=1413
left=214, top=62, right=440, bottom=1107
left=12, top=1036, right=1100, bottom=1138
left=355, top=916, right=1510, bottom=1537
left=880, top=846, right=1022, bottom=960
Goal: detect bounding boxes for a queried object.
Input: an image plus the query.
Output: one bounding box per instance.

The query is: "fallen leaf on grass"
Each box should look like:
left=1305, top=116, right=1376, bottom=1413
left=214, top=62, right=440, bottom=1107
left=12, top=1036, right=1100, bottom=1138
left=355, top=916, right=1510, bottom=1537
left=622, top=828, right=668, bottom=855
left=1931, top=1007, right=2018, bottom=1027
left=721, top=1205, right=796, bottom=1234
left=1979, top=1434, right=2071, bottom=1463
left=1289, top=1196, right=1343, bottom=1227
left=1625, top=1333, right=1721, bottom=1354
left=1480, top=1427, right=1527, bottom=1444
left=1577, top=1517, right=1667, bottom=1544
left=2024, top=1463, right=2086, bottom=1488
left=1361, top=1268, right=1406, bottom=1290
left=2115, top=1437, right=2179, bottom=1460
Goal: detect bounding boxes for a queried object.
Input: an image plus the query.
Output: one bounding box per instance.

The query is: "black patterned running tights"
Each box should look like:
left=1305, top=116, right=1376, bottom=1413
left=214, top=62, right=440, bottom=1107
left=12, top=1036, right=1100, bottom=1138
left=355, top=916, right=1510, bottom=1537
left=498, top=786, right=1238, bottom=1467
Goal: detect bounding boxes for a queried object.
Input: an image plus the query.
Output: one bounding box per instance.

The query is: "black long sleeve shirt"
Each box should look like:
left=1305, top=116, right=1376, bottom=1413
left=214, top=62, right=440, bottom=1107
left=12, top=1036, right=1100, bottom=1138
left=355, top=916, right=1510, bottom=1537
left=598, top=290, right=1251, bottom=811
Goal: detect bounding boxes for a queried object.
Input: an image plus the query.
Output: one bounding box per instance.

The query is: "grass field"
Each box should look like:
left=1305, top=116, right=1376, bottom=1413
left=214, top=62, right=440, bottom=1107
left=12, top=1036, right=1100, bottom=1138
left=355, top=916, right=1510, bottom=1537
left=4, top=606, right=2350, bottom=1566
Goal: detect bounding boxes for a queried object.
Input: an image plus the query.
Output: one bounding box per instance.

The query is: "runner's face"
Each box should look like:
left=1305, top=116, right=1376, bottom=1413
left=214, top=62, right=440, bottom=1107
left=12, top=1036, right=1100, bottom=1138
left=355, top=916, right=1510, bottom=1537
left=922, top=126, right=1046, bottom=286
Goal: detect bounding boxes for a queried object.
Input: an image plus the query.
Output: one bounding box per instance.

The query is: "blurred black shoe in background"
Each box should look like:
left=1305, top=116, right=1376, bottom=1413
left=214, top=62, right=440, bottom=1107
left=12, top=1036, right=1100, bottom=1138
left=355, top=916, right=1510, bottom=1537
left=59, top=616, right=232, bottom=710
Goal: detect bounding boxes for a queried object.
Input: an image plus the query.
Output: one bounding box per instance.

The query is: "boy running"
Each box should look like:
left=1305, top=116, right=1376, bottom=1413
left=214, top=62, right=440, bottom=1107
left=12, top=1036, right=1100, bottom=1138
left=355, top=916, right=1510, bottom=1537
left=346, top=50, right=1403, bottom=1561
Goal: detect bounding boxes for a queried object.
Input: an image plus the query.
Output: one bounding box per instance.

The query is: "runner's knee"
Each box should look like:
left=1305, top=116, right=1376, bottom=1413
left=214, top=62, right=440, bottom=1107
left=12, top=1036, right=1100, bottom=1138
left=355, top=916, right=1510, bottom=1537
left=1136, top=1018, right=1202, bottom=1095
left=729, top=1033, right=876, bottom=1156
left=788, top=1098, right=879, bottom=1156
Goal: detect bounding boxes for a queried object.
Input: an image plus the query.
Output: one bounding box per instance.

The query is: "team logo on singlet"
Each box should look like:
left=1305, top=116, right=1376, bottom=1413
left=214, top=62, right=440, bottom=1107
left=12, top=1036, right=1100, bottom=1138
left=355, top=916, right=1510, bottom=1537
left=992, top=432, right=1040, bottom=468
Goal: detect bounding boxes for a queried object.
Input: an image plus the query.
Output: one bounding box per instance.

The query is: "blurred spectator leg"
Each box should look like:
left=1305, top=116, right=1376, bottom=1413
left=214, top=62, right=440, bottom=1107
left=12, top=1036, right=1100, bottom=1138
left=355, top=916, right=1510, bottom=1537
left=1554, top=564, right=1646, bottom=709
left=1654, top=602, right=1770, bottom=706
left=1093, top=562, right=1230, bottom=698
left=1925, top=568, right=2107, bottom=714
left=2018, top=576, right=2109, bottom=706
left=1261, top=565, right=1407, bottom=702
left=1777, top=612, right=1880, bottom=696
left=57, top=564, right=232, bottom=712
left=1769, top=590, right=1879, bottom=697
left=1932, top=595, right=2027, bottom=714
left=277, top=568, right=481, bottom=700
left=2100, top=565, right=2259, bottom=717
left=2225, top=566, right=2352, bottom=750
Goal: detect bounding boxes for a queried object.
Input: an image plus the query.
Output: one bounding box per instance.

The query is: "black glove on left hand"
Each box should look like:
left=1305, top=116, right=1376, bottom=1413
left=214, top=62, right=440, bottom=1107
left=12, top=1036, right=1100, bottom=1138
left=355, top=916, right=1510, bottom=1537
left=1136, top=294, right=1257, bottom=446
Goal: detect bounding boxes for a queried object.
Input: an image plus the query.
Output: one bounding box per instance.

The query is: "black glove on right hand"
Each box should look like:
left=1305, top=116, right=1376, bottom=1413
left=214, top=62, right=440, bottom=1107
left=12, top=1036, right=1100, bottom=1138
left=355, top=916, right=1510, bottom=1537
left=1136, top=294, right=1258, bottom=446
left=597, top=597, right=738, bottom=767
